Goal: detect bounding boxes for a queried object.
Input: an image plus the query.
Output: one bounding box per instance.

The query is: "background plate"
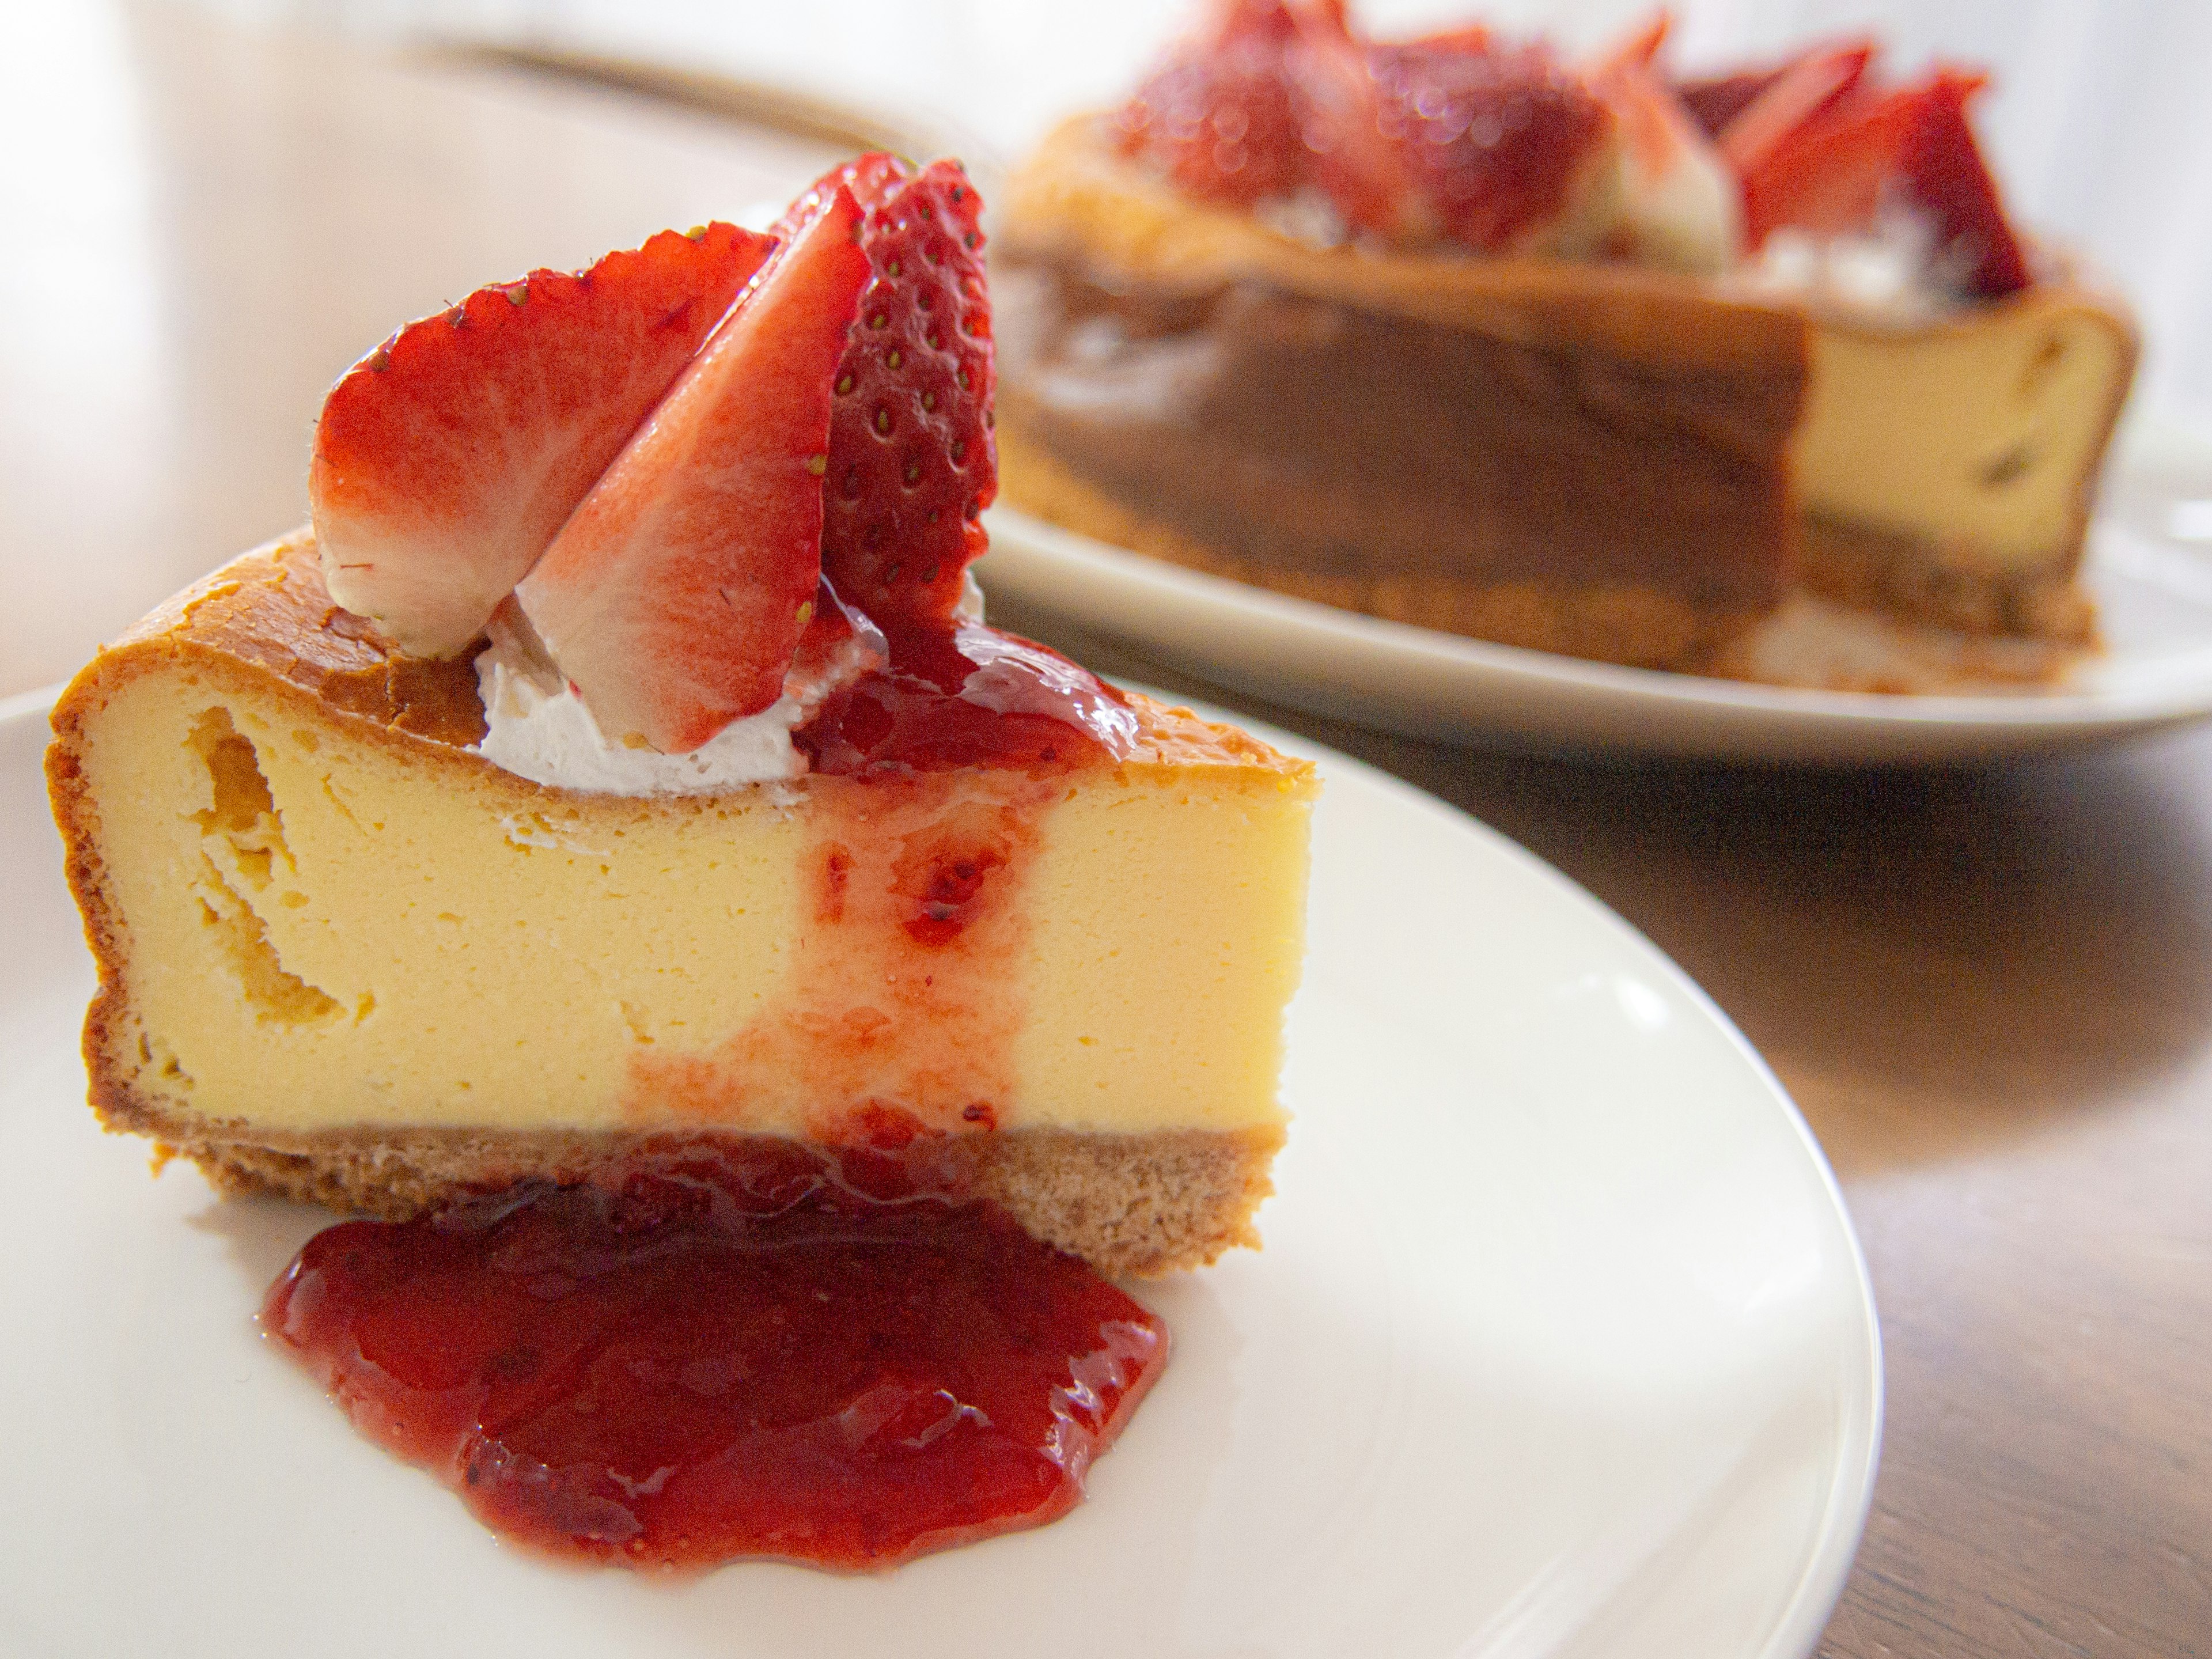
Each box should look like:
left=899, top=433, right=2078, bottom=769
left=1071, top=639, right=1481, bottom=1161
left=0, top=690, right=1878, bottom=1658
left=978, top=425, right=2212, bottom=764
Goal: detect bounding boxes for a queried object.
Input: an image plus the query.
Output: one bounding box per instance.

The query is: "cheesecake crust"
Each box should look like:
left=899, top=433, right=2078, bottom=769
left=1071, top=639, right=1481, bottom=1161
left=118, top=1103, right=1281, bottom=1278
left=1798, top=510, right=2100, bottom=646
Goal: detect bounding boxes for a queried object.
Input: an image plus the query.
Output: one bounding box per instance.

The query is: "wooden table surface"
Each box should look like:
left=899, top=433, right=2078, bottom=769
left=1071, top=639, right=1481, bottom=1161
left=8, top=6, right=2207, bottom=1654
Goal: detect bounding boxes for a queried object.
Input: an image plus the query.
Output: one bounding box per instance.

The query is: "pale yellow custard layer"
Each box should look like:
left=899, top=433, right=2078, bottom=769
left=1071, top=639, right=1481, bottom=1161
left=56, top=612, right=1315, bottom=1145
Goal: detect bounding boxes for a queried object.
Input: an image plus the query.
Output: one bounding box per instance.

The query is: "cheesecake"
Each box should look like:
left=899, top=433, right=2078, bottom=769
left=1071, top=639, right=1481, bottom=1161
left=993, top=2, right=2138, bottom=673
left=47, top=156, right=1317, bottom=1278
left=1783, top=280, right=2136, bottom=642
left=996, top=117, right=1809, bottom=671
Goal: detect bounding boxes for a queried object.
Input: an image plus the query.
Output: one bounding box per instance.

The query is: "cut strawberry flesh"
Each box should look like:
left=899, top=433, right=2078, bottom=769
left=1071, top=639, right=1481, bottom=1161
left=1896, top=70, right=2030, bottom=297
left=1675, top=69, right=1782, bottom=140
left=310, top=224, right=773, bottom=658
left=1587, top=13, right=1668, bottom=79
left=513, top=188, right=870, bottom=753
left=794, top=156, right=999, bottom=630
left=1289, top=3, right=1421, bottom=238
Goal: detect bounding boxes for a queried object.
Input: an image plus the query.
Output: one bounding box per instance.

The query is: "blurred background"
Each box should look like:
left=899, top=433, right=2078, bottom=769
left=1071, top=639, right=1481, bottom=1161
left=6, top=0, right=2209, bottom=691
left=175, top=0, right=2212, bottom=423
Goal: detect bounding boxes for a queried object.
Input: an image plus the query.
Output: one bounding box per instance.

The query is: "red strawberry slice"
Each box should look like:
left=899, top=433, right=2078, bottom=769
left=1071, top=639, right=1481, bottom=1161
left=1112, top=0, right=1306, bottom=207
left=1896, top=70, right=2031, bottom=297
left=1737, top=82, right=1916, bottom=246
left=310, top=223, right=774, bottom=658
left=1717, top=40, right=1876, bottom=180
left=1363, top=35, right=1613, bottom=252
left=1675, top=69, right=1779, bottom=141
left=1739, top=67, right=2030, bottom=297
left=1289, top=3, right=1423, bottom=238
left=779, top=156, right=998, bottom=630
left=513, top=188, right=870, bottom=753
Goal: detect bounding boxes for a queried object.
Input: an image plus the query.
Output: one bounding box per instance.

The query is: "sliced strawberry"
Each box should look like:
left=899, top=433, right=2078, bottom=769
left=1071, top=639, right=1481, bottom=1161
left=1740, top=67, right=2031, bottom=297
left=783, top=156, right=999, bottom=630
left=1717, top=40, right=1877, bottom=179
left=1363, top=35, right=1613, bottom=252
left=513, top=189, right=869, bottom=753
left=310, top=224, right=774, bottom=658
left=1112, top=0, right=1306, bottom=207
left=1896, top=70, right=2030, bottom=297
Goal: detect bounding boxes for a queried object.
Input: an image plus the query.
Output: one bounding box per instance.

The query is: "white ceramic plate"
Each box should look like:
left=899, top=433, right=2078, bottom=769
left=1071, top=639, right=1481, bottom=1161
left=977, top=426, right=2212, bottom=764
left=0, top=688, right=1878, bottom=1659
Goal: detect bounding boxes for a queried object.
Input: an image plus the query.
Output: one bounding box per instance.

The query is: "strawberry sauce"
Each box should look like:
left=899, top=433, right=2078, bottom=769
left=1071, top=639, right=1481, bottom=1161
left=798, top=621, right=1138, bottom=776
left=262, top=1153, right=1168, bottom=1571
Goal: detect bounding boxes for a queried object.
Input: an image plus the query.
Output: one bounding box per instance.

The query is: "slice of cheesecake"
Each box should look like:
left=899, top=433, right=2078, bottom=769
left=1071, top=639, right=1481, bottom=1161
left=1790, top=281, right=2137, bottom=642
left=48, top=535, right=1315, bottom=1276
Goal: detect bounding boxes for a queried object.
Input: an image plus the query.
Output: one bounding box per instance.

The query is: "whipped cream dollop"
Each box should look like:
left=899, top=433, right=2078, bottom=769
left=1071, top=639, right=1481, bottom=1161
left=1740, top=207, right=1964, bottom=324
left=469, top=574, right=986, bottom=796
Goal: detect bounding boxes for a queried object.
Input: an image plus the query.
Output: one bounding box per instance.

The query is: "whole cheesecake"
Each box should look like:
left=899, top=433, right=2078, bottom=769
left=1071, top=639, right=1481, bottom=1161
left=992, top=5, right=2139, bottom=673
left=997, top=118, right=1810, bottom=672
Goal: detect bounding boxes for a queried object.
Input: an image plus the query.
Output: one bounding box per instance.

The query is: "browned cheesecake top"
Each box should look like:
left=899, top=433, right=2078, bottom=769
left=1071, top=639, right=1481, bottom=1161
left=66, top=532, right=1287, bottom=775
left=108, top=532, right=490, bottom=748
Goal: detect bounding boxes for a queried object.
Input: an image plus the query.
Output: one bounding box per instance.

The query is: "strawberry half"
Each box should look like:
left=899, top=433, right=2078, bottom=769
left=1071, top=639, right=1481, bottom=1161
left=1896, top=70, right=2031, bottom=297
left=1112, top=0, right=1306, bottom=209
left=310, top=224, right=774, bottom=658
left=1716, top=40, right=1876, bottom=180
left=779, top=156, right=998, bottom=630
left=513, top=188, right=870, bottom=753
left=1364, top=35, right=1612, bottom=252
left=1739, top=67, right=2030, bottom=297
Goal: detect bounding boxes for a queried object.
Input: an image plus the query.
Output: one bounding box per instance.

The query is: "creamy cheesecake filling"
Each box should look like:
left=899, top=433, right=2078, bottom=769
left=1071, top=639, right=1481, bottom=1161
left=62, top=624, right=1309, bottom=1147
left=1794, top=286, right=2137, bottom=575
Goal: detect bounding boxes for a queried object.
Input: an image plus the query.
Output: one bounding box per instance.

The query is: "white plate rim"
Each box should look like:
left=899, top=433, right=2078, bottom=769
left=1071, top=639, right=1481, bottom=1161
left=1246, top=710, right=1884, bottom=1659
left=978, top=500, right=2212, bottom=762
left=0, top=686, right=1883, bottom=1657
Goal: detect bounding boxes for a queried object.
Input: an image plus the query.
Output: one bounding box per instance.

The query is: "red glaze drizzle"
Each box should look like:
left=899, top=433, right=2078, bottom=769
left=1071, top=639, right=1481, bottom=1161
left=262, top=1152, right=1168, bottom=1571
left=798, top=621, right=1138, bottom=776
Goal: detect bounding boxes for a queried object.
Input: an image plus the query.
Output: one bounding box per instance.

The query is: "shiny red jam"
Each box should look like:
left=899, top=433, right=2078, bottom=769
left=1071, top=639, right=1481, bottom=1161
left=798, top=621, right=1138, bottom=776
left=262, top=1157, right=1168, bottom=1571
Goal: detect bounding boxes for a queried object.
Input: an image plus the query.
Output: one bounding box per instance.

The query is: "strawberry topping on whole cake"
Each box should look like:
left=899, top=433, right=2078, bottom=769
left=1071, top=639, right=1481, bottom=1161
left=1107, top=1, right=2038, bottom=304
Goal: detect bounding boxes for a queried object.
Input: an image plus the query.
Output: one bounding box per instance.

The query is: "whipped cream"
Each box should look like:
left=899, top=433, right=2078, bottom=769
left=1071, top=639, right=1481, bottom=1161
left=471, top=631, right=873, bottom=794
left=1741, top=207, right=1964, bottom=324
left=469, top=573, right=987, bottom=796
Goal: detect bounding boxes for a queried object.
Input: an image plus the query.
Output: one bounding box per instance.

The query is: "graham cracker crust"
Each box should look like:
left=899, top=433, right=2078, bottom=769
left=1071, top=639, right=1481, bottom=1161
left=997, top=424, right=1762, bottom=671
left=1797, top=512, right=2098, bottom=646
left=113, top=1095, right=1282, bottom=1279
